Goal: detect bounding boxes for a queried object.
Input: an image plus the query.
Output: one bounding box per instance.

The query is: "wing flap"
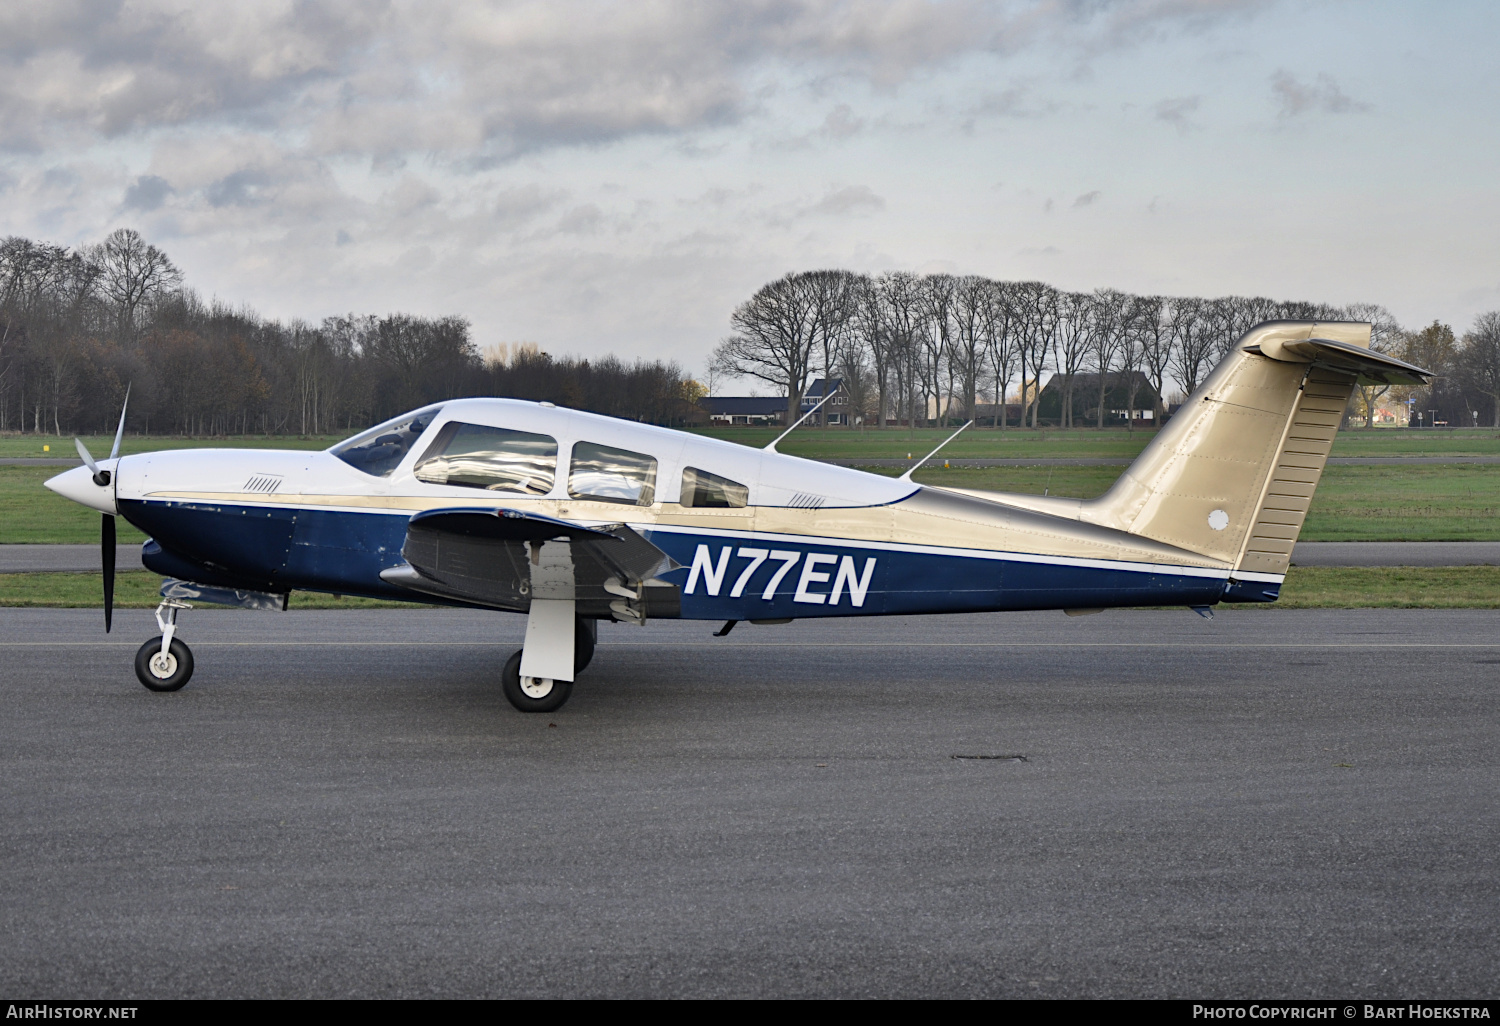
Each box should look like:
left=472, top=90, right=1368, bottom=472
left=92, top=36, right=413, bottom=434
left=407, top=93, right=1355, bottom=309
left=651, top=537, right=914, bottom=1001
left=384, top=506, right=679, bottom=618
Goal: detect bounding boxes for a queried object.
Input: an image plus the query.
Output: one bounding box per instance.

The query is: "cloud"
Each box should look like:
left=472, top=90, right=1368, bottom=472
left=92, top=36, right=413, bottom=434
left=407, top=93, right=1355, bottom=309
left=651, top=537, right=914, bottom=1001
left=966, top=85, right=1060, bottom=121
left=1271, top=70, right=1371, bottom=118
left=122, top=174, right=172, bottom=211
left=818, top=104, right=865, bottom=140
left=555, top=204, right=604, bottom=235
left=0, top=0, right=1278, bottom=161
left=808, top=185, right=885, bottom=217
left=1153, top=95, right=1199, bottom=132
left=1072, top=190, right=1101, bottom=208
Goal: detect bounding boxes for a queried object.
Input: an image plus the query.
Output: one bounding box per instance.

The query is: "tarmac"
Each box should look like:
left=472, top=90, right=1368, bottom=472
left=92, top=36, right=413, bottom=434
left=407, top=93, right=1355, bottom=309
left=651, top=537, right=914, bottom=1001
left=0, top=607, right=1495, bottom=998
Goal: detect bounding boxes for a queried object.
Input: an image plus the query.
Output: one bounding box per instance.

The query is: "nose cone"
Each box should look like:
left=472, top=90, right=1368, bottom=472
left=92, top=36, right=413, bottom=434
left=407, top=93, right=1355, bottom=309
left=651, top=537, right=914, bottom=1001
left=45, top=462, right=118, bottom=515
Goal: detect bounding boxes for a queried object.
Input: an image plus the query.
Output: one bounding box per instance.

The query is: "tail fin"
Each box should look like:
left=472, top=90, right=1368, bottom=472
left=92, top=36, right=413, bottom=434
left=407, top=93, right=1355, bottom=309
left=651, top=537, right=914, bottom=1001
left=1084, top=321, right=1429, bottom=573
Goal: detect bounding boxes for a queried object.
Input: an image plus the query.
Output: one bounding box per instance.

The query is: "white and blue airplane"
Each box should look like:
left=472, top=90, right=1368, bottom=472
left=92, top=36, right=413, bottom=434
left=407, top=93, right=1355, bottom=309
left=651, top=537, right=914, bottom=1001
left=46, top=321, right=1428, bottom=711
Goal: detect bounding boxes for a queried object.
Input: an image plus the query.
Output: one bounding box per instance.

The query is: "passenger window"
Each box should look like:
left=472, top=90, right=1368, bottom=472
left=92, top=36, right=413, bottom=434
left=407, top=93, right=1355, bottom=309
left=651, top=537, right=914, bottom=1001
left=569, top=441, right=657, bottom=506
left=680, top=467, right=748, bottom=508
left=413, top=423, right=557, bottom=495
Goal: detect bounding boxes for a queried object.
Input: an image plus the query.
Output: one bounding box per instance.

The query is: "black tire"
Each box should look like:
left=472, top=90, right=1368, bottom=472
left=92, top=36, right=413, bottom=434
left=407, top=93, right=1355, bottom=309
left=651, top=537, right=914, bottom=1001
left=575, top=618, right=596, bottom=674
left=135, top=637, right=194, bottom=692
left=500, top=649, right=573, bottom=713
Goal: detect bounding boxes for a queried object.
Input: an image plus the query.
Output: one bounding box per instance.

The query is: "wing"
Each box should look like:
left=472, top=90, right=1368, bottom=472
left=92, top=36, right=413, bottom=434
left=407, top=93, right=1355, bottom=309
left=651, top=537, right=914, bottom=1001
left=380, top=506, right=680, bottom=621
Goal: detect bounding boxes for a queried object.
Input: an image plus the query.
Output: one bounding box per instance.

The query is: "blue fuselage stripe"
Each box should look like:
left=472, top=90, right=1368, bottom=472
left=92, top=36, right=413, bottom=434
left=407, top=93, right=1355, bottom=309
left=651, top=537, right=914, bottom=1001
left=121, top=499, right=1242, bottom=615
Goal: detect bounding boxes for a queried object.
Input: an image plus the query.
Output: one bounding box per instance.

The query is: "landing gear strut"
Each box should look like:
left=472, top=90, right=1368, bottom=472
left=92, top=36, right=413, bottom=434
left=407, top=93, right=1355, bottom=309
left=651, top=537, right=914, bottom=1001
left=501, top=616, right=595, bottom=713
left=135, top=598, right=194, bottom=692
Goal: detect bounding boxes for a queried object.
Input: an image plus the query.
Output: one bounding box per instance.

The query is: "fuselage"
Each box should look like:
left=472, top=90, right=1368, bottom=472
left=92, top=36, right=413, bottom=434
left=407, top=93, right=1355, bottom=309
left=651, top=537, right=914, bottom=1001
left=49, top=398, right=1246, bottom=618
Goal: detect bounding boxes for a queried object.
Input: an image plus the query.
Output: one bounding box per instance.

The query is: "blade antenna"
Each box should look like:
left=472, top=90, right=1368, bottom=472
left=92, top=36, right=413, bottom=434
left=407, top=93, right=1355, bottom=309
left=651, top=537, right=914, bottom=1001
left=899, top=420, right=974, bottom=482
left=109, top=383, right=131, bottom=460
left=765, top=389, right=837, bottom=453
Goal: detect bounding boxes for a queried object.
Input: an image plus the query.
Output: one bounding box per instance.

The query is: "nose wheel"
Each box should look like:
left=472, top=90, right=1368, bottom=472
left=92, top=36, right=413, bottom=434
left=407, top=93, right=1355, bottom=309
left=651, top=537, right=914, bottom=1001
left=135, top=598, right=194, bottom=692
left=135, top=637, right=194, bottom=692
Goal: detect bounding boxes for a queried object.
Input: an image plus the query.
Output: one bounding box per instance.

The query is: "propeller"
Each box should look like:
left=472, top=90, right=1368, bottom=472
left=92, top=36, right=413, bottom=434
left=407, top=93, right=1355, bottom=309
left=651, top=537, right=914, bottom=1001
left=74, top=386, right=129, bottom=633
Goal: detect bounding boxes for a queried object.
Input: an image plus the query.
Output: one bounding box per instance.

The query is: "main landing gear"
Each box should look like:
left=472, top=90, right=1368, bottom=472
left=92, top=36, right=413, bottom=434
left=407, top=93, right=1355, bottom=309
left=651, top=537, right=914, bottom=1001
left=501, top=616, right=595, bottom=713
left=135, top=598, right=194, bottom=692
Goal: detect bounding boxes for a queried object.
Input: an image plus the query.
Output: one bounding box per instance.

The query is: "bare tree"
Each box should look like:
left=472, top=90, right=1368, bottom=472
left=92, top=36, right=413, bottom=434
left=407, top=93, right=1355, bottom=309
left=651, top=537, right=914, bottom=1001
left=804, top=270, right=858, bottom=427
left=1053, top=292, right=1094, bottom=428
left=1461, top=312, right=1500, bottom=427
left=1089, top=289, right=1132, bottom=429
left=1115, top=296, right=1152, bottom=432
left=1000, top=282, right=1053, bottom=429
left=1133, top=296, right=1171, bottom=424
left=711, top=272, right=821, bottom=425
left=88, top=228, right=182, bottom=341
left=849, top=275, right=892, bottom=428
left=1344, top=301, right=1403, bottom=428
left=950, top=276, right=990, bottom=423
left=982, top=280, right=1019, bottom=429
left=1168, top=297, right=1214, bottom=399
left=919, top=274, right=957, bottom=426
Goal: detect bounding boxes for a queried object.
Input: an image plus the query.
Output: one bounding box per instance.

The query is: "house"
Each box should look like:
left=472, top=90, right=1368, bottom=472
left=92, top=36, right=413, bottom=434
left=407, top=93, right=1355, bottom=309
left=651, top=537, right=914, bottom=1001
left=700, top=396, right=787, bottom=426
left=1037, top=371, right=1160, bottom=426
left=701, top=378, right=852, bottom=427
left=800, top=378, right=850, bottom=426
left=970, top=402, right=1026, bottom=427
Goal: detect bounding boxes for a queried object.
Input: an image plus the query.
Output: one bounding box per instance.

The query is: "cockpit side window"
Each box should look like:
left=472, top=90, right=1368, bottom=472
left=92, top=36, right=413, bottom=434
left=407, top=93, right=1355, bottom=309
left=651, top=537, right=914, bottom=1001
left=680, top=467, right=749, bottom=508
left=569, top=441, right=657, bottom=506
left=330, top=407, right=443, bottom=478
left=413, top=423, right=557, bottom=495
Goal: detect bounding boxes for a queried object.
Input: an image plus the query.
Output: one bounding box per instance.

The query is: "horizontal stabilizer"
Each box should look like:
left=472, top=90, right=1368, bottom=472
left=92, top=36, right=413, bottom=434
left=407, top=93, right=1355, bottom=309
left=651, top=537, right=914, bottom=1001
left=1248, top=336, right=1432, bottom=385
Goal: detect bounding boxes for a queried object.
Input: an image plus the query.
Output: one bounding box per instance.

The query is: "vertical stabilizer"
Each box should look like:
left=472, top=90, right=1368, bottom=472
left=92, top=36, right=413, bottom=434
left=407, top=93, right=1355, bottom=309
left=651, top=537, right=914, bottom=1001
left=1079, top=321, right=1427, bottom=572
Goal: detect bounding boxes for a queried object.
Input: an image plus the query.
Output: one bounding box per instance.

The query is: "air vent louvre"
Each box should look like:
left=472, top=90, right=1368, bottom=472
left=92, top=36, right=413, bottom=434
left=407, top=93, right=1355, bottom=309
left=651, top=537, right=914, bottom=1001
left=788, top=492, right=826, bottom=509
left=244, top=475, right=284, bottom=493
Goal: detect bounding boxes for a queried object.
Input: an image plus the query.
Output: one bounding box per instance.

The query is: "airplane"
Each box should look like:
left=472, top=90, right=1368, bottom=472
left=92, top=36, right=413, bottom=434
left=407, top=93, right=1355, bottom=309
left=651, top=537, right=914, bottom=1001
left=45, top=320, right=1429, bottom=712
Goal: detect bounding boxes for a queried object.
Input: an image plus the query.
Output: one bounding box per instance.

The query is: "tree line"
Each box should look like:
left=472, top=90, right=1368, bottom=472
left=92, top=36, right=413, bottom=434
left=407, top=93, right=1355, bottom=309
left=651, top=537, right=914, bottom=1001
left=712, top=270, right=1500, bottom=429
left=0, top=230, right=700, bottom=437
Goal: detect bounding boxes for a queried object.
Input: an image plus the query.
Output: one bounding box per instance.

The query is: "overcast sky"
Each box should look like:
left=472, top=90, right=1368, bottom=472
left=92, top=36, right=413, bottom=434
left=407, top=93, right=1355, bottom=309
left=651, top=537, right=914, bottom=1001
left=2, top=0, right=1496, bottom=375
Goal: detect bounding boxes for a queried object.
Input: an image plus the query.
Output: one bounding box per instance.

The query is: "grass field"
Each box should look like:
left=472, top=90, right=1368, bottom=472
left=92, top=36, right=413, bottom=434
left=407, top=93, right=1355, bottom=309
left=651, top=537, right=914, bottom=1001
left=687, top=425, right=1500, bottom=460
left=9, top=425, right=1500, bottom=462
left=0, top=434, right=343, bottom=458
left=0, top=466, right=150, bottom=544
left=5, top=566, right=1499, bottom=610
left=859, top=463, right=1500, bottom=542
left=0, top=571, right=424, bottom=609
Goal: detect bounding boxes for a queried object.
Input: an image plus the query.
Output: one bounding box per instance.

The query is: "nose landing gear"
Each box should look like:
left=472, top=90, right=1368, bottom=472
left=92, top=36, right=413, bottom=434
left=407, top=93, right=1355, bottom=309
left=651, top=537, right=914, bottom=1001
left=135, top=598, right=194, bottom=692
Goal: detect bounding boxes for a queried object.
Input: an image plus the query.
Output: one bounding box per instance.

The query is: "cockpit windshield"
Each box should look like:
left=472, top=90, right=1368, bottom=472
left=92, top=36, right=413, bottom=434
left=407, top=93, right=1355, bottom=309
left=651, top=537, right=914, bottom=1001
left=330, top=405, right=444, bottom=477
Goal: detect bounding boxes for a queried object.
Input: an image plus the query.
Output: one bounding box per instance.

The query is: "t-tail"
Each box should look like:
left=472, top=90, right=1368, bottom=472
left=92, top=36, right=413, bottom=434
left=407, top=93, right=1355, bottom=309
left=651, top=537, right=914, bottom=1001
left=959, top=320, right=1431, bottom=593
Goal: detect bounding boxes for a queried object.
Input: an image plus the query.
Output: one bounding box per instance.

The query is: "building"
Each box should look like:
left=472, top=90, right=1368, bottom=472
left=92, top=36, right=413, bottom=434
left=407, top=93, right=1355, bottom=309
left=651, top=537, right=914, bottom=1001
left=701, top=378, right=851, bottom=427
left=1037, top=371, right=1160, bottom=426
left=800, top=378, right=849, bottom=426
left=700, top=396, right=787, bottom=426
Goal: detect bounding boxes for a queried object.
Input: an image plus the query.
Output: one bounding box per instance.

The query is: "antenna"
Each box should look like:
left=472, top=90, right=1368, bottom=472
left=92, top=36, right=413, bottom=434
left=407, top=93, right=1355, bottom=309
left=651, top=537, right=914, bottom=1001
left=899, top=420, right=974, bottom=481
left=764, top=388, right=837, bottom=452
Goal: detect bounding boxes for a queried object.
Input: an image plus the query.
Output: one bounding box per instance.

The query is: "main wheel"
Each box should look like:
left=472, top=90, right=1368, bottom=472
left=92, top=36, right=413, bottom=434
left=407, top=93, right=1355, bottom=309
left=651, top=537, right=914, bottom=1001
left=501, top=649, right=573, bottom=713
left=574, top=618, right=596, bottom=674
left=135, top=638, right=194, bottom=692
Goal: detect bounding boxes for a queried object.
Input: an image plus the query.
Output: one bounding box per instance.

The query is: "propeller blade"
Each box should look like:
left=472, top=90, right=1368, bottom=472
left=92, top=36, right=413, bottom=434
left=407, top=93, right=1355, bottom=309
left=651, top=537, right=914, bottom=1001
left=74, top=437, right=99, bottom=476
left=102, top=513, right=116, bottom=634
left=109, top=384, right=130, bottom=461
